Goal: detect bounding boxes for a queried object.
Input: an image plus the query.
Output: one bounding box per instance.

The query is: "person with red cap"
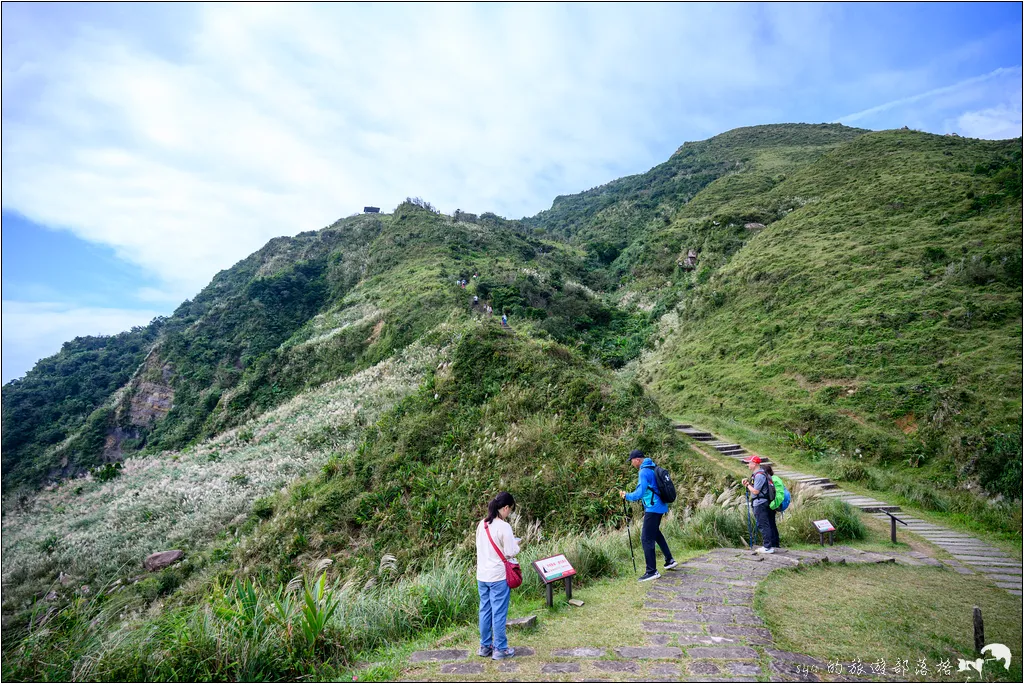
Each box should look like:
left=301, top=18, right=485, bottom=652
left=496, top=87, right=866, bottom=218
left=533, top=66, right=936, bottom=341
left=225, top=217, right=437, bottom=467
left=741, top=455, right=779, bottom=553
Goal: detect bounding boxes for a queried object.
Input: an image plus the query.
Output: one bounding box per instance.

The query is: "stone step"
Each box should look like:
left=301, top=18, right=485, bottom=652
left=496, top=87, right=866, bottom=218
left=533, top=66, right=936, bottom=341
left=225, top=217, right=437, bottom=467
left=974, top=566, right=1023, bottom=575
left=673, top=424, right=693, bottom=430
left=951, top=555, right=1017, bottom=564
left=991, top=579, right=1024, bottom=588
left=928, top=540, right=1001, bottom=548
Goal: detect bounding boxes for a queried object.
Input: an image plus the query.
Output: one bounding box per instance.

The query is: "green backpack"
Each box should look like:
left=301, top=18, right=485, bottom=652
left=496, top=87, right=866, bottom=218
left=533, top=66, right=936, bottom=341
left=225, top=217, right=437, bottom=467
left=769, top=475, right=791, bottom=512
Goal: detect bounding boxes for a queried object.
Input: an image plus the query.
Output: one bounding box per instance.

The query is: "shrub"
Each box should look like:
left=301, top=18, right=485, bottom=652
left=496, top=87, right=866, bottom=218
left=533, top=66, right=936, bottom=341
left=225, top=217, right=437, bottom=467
left=679, top=507, right=747, bottom=549
left=779, top=498, right=865, bottom=544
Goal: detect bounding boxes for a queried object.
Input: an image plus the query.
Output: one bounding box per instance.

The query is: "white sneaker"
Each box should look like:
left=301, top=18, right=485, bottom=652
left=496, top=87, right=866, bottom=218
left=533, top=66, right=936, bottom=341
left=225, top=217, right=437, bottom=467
left=755, top=547, right=775, bottom=554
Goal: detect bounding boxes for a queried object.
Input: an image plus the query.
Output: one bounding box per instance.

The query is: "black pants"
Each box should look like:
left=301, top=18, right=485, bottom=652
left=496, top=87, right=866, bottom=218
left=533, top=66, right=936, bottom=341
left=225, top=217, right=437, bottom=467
left=753, top=504, right=779, bottom=549
left=641, top=512, right=673, bottom=573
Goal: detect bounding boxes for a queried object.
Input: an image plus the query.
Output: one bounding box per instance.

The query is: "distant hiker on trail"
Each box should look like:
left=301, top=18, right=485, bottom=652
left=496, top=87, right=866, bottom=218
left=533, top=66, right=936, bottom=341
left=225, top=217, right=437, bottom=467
left=476, top=491, right=521, bottom=661
left=742, top=455, right=777, bottom=553
left=501, top=313, right=508, bottom=327
left=487, top=304, right=493, bottom=315
left=473, top=295, right=479, bottom=306
left=620, top=449, right=677, bottom=581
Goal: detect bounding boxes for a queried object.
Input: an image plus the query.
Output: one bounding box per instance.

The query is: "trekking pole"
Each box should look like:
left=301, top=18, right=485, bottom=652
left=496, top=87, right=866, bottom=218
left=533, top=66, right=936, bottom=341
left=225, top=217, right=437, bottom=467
left=623, top=498, right=637, bottom=573
left=745, top=489, right=753, bottom=550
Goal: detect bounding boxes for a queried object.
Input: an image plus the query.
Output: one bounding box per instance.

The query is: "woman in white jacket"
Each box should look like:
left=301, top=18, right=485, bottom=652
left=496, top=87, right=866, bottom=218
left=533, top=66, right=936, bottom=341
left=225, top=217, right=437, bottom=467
left=475, top=491, right=520, bottom=660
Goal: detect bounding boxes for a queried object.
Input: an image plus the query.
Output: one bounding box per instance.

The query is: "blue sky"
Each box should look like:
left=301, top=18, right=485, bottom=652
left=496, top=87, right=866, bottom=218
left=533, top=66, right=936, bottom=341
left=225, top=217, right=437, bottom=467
left=2, top=2, right=1021, bottom=383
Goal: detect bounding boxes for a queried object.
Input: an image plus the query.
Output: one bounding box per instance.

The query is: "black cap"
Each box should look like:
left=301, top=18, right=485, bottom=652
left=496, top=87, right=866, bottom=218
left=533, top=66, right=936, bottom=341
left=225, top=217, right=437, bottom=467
left=628, top=449, right=645, bottom=461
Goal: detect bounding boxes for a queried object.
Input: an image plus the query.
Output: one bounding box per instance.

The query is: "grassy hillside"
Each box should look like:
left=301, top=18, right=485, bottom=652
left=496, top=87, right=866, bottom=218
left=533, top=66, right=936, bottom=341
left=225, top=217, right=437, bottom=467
left=1, top=202, right=649, bottom=490
left=635, top=129, right=1022, bottom=501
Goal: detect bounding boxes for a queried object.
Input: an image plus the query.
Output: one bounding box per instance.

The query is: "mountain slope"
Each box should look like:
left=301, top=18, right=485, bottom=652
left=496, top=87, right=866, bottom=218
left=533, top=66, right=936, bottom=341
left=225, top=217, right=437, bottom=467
left=1, top=203, right=630, bottom=490
left=632, top=129, right=1022, bottom=497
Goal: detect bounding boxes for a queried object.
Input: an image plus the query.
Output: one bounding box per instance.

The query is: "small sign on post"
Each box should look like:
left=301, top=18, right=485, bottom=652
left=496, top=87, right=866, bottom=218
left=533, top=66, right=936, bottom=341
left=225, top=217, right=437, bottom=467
left=813, top=519, right=836, bottom=546
left=532, top=554, right=577, bottom=608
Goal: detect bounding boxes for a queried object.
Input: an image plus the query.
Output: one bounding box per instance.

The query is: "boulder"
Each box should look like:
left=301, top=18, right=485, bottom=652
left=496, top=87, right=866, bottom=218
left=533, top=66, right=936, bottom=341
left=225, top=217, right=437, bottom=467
left=144, top=550, right=184, bottom=572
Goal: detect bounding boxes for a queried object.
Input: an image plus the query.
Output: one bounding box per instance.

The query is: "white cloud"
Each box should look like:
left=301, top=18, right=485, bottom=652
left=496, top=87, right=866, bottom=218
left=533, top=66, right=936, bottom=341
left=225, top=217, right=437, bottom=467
left=830, top=63, right=1023, bottom=141
left=1, top=301, right=162, bottom=383
left=834, top=66, right=1021, bottom=124
left=953, top=84, right=1024, bottom=140
left=1, top=3, right=844, bottom=303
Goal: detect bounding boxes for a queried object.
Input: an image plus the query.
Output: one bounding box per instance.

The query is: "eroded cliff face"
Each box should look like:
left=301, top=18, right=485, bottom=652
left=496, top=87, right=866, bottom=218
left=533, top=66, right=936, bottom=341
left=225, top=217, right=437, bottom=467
left=129, top=377, right=174, bottom=426
left=103, top=354, right=175, bottom=461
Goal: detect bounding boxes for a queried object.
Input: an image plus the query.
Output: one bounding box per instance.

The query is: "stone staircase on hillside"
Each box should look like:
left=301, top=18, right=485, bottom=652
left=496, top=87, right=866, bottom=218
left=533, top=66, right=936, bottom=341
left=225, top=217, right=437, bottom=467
left=677, top=425, right=895, bottom=512
left=675, top=424, right=1023, bottom=596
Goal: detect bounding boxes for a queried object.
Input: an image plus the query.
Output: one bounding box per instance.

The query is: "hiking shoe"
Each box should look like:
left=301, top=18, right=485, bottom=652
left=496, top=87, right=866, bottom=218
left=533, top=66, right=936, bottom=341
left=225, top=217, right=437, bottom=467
left=491, top=647, right=516, bottom=660
left=755, top=546, right=775, bottom=554
left=664, top=559, right=678, bottom=570
left=477, top=646, right=493, bottom=658
left=638, top=571, right=661, bottom=582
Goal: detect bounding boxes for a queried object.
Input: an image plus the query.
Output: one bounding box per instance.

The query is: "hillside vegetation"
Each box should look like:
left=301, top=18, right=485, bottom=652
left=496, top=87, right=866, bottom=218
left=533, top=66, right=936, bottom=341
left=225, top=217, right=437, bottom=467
left=637, top=130, right=1022, bottom=502
left=1, top=123, right=1020, bottom=680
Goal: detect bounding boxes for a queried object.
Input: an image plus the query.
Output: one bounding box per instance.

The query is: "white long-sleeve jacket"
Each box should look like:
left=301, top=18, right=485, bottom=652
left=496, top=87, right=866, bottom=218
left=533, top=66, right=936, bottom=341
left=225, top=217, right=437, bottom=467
left=475, top=518, right=520, bottom=582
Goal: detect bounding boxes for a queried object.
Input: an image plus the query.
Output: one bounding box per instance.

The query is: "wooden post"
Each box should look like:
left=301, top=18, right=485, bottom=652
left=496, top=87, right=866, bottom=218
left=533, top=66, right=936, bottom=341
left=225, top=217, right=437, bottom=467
left=565, top=576, right=573, bottom=601
left=545, top=582, right=553, bottom=608
left=891, top=515, right=897, bottom=544
left=973, top=606, right=984, bottom=654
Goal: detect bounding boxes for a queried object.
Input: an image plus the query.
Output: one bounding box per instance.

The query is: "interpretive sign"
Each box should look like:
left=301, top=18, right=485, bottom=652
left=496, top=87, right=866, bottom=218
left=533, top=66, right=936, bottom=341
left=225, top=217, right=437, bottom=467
left=813, top=519, right=836, bottom=546
left=532, top=554, right=576, bottom=582
left=532, top=554, right=577, bottom=607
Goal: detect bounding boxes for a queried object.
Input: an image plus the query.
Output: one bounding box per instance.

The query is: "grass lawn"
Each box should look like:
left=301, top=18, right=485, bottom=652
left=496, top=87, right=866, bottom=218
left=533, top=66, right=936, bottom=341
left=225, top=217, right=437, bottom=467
left=757, top=563, right=1024, bottom=682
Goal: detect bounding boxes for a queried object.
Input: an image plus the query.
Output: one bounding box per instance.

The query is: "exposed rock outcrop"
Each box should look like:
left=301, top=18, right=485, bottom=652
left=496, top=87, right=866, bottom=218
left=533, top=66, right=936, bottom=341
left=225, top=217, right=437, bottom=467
left=144, top=550, right=184, bottom=572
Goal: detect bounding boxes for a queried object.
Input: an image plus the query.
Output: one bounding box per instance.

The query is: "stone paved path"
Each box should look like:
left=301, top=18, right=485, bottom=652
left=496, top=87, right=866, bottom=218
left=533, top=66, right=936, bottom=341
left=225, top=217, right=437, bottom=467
left=677, top=424, right=1023, bottom=596
left=406, top=547, right=928, bottom=682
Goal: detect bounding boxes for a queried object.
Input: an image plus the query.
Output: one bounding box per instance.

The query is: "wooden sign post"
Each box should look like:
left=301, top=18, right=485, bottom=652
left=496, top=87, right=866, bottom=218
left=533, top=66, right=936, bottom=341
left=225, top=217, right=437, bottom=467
left=531, top=554, right=577, bottom=608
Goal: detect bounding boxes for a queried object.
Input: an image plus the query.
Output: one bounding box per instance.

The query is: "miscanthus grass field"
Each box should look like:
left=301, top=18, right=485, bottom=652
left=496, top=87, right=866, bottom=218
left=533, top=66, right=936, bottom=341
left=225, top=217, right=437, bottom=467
left=1, top=335, right=448, bottom=610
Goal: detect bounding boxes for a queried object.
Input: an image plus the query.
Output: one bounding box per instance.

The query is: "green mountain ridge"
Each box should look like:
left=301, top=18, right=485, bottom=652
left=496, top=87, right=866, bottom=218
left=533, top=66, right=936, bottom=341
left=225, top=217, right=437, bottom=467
left=2, top=121, right=1020, bottom=600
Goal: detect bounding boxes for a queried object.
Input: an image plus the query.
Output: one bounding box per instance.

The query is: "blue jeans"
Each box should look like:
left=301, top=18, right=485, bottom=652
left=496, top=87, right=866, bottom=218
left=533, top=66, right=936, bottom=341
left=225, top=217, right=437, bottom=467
left=478, top=580, right=510, bottom=650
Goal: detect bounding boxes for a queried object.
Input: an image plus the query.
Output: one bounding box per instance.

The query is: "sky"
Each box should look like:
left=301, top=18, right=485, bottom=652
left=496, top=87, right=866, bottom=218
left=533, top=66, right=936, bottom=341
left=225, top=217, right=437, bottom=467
left=2, top=2, right=1022, bottom=384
